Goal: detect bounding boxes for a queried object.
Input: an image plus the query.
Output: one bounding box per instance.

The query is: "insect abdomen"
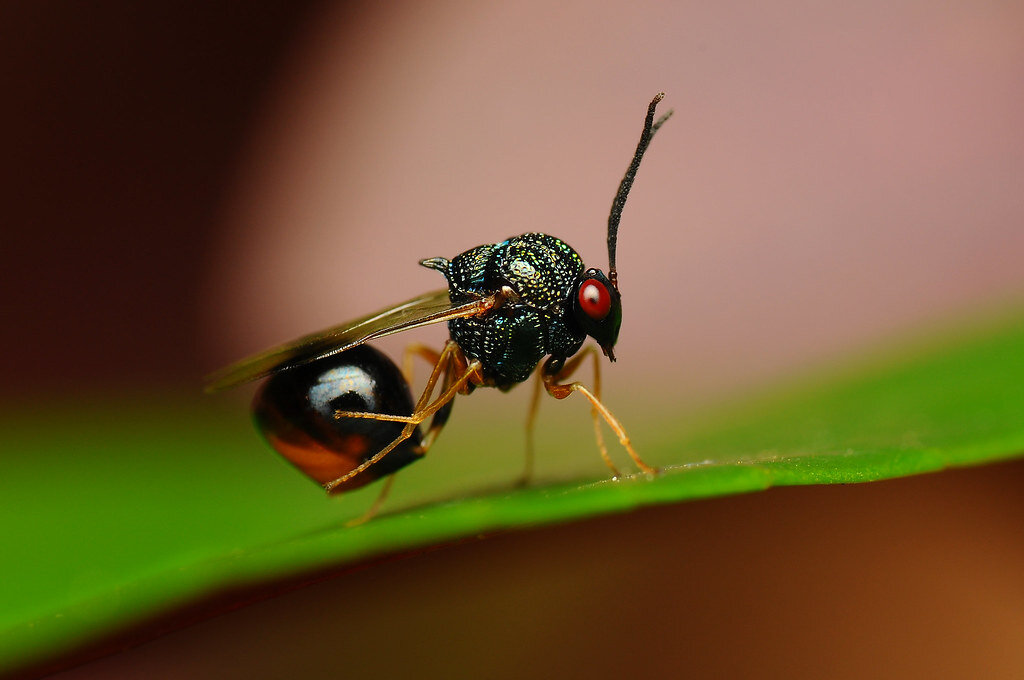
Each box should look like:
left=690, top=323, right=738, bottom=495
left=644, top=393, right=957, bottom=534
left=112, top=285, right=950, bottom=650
left=252, top=345, right=423, bottom=492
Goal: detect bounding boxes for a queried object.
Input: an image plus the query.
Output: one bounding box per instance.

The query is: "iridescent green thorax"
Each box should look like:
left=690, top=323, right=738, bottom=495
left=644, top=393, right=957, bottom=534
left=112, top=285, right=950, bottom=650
left=422, top=233, right=587, bottom=388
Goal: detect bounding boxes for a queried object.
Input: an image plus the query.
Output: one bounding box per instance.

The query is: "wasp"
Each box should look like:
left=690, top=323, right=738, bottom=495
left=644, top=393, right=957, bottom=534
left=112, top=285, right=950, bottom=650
left=206, top=93, right=672, bottom=519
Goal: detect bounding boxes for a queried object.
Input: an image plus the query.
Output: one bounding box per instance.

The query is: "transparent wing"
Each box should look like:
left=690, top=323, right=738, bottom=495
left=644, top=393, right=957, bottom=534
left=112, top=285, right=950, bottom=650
left=204, top=288, right=495, bottom=393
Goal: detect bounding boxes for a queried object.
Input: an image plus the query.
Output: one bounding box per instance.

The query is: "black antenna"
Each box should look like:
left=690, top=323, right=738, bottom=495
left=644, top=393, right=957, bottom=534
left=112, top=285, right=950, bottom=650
left=607, top=92, right=672, bottom=291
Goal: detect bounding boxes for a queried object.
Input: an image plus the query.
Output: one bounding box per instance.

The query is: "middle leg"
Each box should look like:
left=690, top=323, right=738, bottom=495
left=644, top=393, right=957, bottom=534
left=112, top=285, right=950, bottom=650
left=520, top=364, right=544, bottom=485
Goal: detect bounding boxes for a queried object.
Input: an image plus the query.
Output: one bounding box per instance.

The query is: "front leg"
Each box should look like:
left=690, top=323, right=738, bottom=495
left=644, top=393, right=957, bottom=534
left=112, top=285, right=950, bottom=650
left=542, top=348, right=656, bottom=476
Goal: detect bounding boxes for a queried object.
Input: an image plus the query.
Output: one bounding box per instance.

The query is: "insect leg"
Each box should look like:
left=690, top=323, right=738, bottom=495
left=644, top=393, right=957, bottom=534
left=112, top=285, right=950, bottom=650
left=569, top=347, right=610, bottom=473
left=419, top=352, right=458, bottom=451
left=333, top=341, right=455, bottom=424
left=547, top=347, right=617, bottom=476
left=403, top=340, right=462, bottom=449
left=345, top=362, right=460, bottom=526
left=326, top=343, right=457, bottom=498
left=325, top=344, right=482, bottom=493
left=401, top=342, right=442, bottom=385
left=342, top=346, right=458, bottom=526
left=543, top=349, right=657, bottom=476
left=520, top=365, right=545, bottom=485
left=345, top=475, right=398, bottom=527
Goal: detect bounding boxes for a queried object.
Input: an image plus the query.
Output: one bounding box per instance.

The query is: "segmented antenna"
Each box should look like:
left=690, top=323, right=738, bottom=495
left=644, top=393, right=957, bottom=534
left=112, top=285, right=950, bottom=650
left=607, top=92, right=672, bottom=291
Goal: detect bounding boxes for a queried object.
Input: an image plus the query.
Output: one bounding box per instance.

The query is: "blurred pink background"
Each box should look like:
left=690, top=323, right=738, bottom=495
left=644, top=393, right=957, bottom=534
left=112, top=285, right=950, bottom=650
left=204, top=0, right=1024, bottom=404
left=4, top=1, right=1022, bottom=404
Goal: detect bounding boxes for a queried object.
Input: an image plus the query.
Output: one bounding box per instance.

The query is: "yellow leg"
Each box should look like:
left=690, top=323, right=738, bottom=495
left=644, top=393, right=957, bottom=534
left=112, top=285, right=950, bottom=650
left=520, top=365, right=544, bottom=486
left=343, top=347, right=461, bottom=526
left=419, top=351, right=457, bottom=451
left=543, top=347, right=656, bottom=476
left=402, top=342, right=442, bottom=385
left=345, top=474, right=397, bottom=527
left=334, top=341, right=455, bottom=424
left=325, top=343, right=482, bottom=492
left=552, top=347, right=615, bottom=475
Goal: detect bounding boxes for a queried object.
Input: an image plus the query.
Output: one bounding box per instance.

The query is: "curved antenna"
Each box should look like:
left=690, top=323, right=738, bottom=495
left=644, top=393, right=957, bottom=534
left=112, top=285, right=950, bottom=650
left=607, top=92, right=673, bottom=291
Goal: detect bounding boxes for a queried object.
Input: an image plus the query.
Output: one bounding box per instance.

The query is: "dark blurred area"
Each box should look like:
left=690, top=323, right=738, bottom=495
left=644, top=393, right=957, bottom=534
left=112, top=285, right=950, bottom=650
left=0, top=3, right=321, bottom=397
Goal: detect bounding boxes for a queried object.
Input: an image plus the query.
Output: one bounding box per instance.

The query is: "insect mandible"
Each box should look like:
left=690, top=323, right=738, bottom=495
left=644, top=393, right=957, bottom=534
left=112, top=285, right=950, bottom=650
left=205, top=93, right=672, bottom=520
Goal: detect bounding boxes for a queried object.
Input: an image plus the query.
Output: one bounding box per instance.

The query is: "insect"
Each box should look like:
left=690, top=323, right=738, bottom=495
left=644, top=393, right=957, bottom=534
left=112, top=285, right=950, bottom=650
left=205, top=93, right=672, bottom=519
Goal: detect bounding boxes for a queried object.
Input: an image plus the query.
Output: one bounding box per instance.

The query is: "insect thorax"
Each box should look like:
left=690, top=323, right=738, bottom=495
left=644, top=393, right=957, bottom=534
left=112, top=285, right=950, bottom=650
left=422, top=233, right=587, bottom=388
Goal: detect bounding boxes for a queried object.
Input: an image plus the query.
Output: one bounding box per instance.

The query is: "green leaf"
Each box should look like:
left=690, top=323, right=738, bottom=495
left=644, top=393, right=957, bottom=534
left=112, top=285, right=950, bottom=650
left=3, top=309, right=1024, bottom=674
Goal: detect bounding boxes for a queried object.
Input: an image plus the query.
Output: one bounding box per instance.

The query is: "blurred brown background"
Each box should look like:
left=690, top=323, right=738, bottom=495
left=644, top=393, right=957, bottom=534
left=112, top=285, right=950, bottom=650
left=2, top=3, right=324, bottom=396
left=4, top=1, right=1024, bottom=678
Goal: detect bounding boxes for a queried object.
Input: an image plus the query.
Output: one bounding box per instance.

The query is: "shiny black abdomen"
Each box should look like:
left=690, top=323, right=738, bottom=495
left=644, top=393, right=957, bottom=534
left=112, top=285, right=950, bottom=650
left=252, top=345, right=423, bottom=492
left=424, top=233, right=587, bottom=388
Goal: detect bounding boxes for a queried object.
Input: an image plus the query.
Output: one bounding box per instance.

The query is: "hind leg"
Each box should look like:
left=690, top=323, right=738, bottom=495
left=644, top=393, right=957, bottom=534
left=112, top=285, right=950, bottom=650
left=327, top=341, right=482, bottom=492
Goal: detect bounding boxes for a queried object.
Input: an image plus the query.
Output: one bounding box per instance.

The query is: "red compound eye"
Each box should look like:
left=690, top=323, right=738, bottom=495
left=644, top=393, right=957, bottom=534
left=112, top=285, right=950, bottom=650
left=578, top=279, right=611, bottom=320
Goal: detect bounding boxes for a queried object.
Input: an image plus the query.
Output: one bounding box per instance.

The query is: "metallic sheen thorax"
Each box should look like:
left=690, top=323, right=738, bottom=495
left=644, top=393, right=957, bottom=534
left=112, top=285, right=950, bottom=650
left=422, top=233, right=587, bottom=388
